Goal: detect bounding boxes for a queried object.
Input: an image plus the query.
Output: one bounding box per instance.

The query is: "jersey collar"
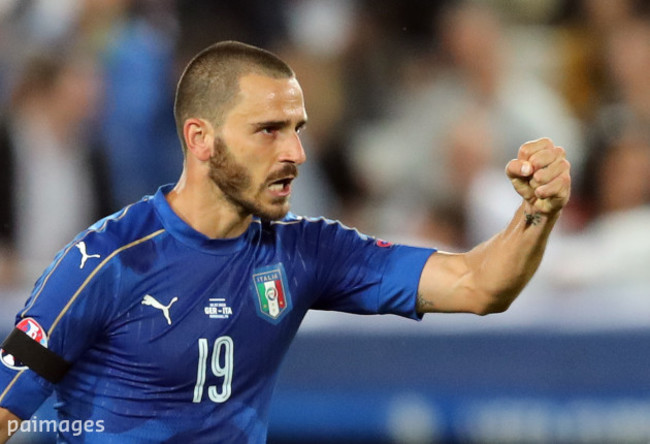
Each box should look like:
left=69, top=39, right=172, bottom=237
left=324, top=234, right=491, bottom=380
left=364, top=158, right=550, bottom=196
left=152, top=184, right=260, bottom=254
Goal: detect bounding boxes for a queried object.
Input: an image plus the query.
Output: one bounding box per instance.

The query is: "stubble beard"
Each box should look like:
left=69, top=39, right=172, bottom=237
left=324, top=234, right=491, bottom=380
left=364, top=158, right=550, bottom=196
left=208, top=137, right=295, bottom=221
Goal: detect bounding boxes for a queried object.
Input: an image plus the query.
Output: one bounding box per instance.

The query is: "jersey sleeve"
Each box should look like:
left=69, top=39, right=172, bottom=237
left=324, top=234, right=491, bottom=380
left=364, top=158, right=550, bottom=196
left=309, top=219, right=436, bottom=319
left=0, top=232, right=118, bottom=419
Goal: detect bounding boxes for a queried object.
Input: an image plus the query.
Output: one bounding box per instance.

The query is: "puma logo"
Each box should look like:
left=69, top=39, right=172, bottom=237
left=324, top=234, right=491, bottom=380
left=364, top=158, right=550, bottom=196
left=75, top=242, right=101, bottom=269
left=142, top=294, right=178, bottom=325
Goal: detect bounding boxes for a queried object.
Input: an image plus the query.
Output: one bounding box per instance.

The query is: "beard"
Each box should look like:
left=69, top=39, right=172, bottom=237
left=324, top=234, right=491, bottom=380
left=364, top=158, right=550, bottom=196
left=208, top=137, right=298, bottom=220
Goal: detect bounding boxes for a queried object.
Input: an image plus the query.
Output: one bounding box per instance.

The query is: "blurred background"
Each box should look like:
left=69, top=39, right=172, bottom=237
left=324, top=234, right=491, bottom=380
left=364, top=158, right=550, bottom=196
left=1, top=0, right=649, bottom=442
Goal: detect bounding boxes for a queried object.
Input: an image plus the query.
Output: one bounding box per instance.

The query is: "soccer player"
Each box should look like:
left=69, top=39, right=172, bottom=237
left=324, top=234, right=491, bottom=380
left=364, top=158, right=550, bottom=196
left=0, top=41, right=570, bottom=443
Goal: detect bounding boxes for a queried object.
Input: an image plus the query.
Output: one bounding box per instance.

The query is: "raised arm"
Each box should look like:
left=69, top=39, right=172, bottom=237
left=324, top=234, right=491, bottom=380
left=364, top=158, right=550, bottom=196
left=0, top=407, right=21, bottom=443
left=416, top=138, right=571, bottom=315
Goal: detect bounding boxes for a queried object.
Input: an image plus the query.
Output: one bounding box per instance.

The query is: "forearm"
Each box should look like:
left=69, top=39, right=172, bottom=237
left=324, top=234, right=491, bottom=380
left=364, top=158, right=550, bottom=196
left=464, top=203, right=560, bottom=313
left=417, top=203, right=560, bottom=315
left=0, top=407, right=21, bottom=443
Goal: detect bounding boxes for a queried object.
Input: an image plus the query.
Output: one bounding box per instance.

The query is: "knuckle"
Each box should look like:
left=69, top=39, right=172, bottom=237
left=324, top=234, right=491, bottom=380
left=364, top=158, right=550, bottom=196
left=531, top=157, right=546, bottom=170
left=528, top=152, right=540, bottom=166
left=533, top=170, right=546, bottom=182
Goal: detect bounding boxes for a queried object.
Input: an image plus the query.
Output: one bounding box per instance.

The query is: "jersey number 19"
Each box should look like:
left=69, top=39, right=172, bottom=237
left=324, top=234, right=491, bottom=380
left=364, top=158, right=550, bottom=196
left=193, top=336, right=234, bottom=403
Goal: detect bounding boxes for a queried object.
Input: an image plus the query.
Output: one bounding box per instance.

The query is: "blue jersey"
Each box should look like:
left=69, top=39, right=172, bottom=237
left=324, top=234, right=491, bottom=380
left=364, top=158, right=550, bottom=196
left=0, top=185, right=435, bottom=443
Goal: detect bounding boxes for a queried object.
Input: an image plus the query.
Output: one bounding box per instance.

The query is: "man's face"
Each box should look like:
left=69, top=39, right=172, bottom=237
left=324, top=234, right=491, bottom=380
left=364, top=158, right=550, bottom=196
left=209, top=74, right=307, bottom=220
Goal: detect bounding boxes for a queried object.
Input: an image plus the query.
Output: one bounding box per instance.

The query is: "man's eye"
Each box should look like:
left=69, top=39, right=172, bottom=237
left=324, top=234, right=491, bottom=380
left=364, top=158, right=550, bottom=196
left=261, top=127, right=278, bottom=135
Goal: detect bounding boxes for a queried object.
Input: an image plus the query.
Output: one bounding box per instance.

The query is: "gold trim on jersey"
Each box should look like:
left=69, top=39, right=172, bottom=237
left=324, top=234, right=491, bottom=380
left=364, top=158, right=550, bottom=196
left=47, top=229, right=165, bottom=336
left=21, top=204, right=135, bottom=318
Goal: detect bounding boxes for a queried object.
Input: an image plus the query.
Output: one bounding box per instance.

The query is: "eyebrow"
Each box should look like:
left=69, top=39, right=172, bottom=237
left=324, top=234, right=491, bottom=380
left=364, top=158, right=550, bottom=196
left=251, top=119, right=308, bottom=131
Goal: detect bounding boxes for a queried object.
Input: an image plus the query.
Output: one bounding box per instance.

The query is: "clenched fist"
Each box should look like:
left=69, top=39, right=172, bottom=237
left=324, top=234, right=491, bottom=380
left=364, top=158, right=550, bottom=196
left=506, top=138, right=571, bottom=215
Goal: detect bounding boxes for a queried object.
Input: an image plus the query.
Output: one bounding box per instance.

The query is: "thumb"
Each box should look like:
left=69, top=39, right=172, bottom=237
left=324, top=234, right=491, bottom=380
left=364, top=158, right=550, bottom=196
left=506, top=159, right=535, bottom=201
left=506, top=159, right=533, bottom=179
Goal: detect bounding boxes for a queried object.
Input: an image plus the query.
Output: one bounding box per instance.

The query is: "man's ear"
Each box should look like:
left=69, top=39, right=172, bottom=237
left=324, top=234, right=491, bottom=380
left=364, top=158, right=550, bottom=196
left=183, top=118, right=214, bottom=162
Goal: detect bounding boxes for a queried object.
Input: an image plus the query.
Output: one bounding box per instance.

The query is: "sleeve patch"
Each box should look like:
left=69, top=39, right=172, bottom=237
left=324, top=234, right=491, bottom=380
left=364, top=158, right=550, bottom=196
left=1, top=318, right=71, bottom=383
left=1, top=318, right=48, bottom=371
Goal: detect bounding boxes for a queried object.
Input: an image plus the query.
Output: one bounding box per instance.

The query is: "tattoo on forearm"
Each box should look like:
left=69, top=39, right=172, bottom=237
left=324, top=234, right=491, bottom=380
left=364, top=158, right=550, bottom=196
left=417, top=292, right=434, bottom=312
left=524, top=211, right=542, bottom=226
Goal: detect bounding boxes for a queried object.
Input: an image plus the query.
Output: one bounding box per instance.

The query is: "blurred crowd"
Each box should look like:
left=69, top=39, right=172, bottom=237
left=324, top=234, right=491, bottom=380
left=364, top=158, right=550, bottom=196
left=0, top=0, right=649, bottom=299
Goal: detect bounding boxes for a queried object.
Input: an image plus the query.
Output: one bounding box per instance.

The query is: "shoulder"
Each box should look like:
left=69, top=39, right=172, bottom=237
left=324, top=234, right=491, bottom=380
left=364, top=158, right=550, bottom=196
left=264, top=213, right=373, bottom=246
left=37, top=195, right=164, bottom=282
left=76, top=195, right=164, bottom=257
left=20, top=195, right=166, bottom=316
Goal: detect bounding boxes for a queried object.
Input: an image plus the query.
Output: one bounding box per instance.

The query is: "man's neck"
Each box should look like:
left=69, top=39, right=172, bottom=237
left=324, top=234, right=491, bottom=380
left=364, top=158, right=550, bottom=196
left=166, top=174, right=253, bottom=239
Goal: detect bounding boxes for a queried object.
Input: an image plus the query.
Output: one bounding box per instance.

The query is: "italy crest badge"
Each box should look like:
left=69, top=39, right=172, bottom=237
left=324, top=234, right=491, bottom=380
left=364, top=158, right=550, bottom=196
left=252, top=263, right=292, bottom=323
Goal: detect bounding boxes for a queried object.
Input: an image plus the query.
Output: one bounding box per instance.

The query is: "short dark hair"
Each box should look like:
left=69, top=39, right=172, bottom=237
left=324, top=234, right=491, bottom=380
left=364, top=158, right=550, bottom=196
left=173, top=41, right=295, bottom=152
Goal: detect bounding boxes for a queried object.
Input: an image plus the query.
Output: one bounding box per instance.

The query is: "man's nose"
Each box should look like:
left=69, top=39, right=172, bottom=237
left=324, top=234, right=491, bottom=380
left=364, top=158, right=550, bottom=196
left=281, top=132, right=307, bottom=165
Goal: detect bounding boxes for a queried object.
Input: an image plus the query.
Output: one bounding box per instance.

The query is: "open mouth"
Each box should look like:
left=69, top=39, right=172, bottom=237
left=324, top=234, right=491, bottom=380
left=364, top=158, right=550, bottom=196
left=267, top=177, right=293, bottom=196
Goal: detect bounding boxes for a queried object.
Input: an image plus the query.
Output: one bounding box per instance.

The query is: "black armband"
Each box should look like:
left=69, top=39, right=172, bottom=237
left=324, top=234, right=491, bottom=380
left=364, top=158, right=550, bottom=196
left=1, top=328, right=71, bottom=383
